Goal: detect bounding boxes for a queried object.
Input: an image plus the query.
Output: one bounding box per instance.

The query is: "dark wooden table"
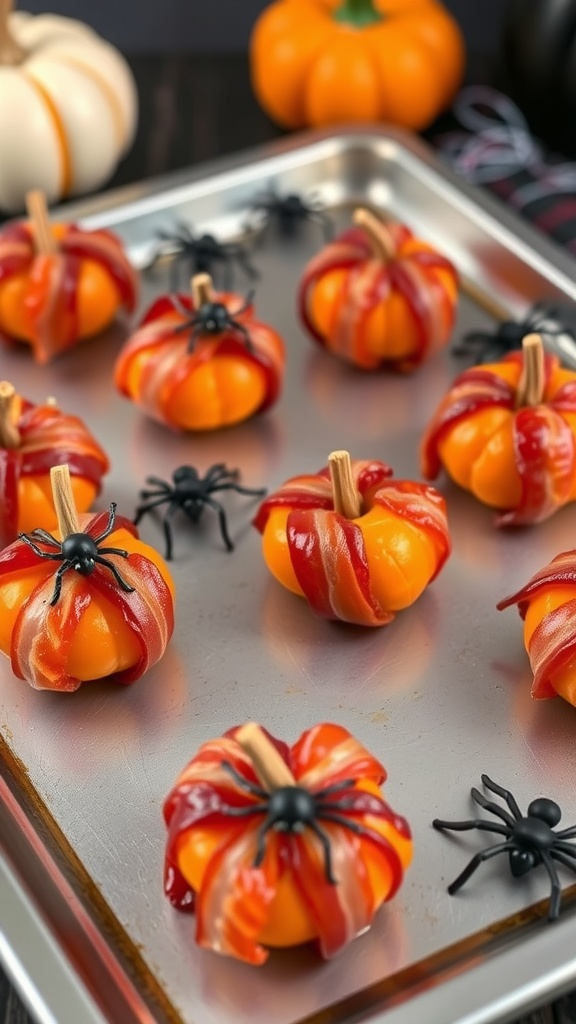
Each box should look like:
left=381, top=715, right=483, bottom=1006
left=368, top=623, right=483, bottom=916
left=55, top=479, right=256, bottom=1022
left=1, top=51, right=575, bottom=1024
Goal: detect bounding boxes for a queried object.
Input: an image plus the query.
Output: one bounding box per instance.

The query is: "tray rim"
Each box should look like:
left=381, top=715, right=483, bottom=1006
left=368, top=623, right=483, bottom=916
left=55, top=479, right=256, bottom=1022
left=2, top=124, right=576, bottom=1024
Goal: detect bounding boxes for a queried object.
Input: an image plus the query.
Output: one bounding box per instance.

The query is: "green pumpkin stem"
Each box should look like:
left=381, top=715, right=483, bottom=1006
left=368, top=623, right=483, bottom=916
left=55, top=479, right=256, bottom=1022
left=334, top=0, right=382, bottom=28
left=0, top=0, right=25, bottom=65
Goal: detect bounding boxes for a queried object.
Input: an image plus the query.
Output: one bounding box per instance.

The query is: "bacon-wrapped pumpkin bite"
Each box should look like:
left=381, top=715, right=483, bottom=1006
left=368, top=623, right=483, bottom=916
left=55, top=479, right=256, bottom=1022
left=114, top=273, right=285, bottom=431
left=0, top=466, right=174, bottom=692
left=0, top=191, right=137, bottom=364
left=498, top=551, right=576, bottom=707
left=253, top=451, right=450, bottom=626
left=422, top=333, right=576, bottom=525
left=0, top=381, right=109, bottom=548
left=163, top=721, right=412, bottom=964
left=298, top=208, right=458, bottom=372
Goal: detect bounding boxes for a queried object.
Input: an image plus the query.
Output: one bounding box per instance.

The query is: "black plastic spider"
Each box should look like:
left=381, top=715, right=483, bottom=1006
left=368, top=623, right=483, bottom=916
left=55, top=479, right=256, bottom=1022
left=173, top=289, right=255, bottom=352
left=453, top=304, right=576, bottom=365
left=18, top=503, right=134, bottom=606
left=247, top=189, right=333, bottom=240
left=147, top=222, right=259, bottom=291
left=220, top=761, right=374, bottom=883
left=433, top=774, right=576, bottom=921
left=133, top=464, right=267, bottom=560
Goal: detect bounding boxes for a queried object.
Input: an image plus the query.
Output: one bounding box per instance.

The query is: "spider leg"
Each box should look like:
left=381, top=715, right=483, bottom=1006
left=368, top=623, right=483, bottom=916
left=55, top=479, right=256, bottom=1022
left=310, top=210, right=334, bottom=241
left=232, top=290, right=256, bottom=318
left=175, top=316, right=200, bottom=338
left=309, top=821, right=337, bottom=884
left=552, top=841, right=576, bottom=857
left=556, top=825, right=576, bottom=840
left=253, top=820, right=273, bottom=868
left=94, top=556, right=135, bottom=593
left=221, top=761, right=268, bottom=799
left=232, top=247, right=260, bottom=282
left=432, top=818, right=509, bottom=837
left=27, top=528, right=61, bottom=548
left=145, top=477, right=173, bottom=490
left=93, top=504, right=117, bottom=544
left=471, top=788, right=515, bottom=827
left=481, top=775, right=522, bottom=819
left=219, top=804, right=267, bottom=818
left=19, top=535, right=63, bottom=560
left=314, top=778, right=356, bottom=799
left=541, top=852, right=563, bottom=921
left=551, top=849, right=576, bottom=873
left=97, top=546, right=130, bottom=558
left=160, top=504, right=183, bottom=562
left=445, top=842, right=514, bottom=895
left=49, top=562, right=74, bottom=606
left=204, top=496, right=234, bottom=551
left=212, top=482, right=267, bottom=498
left=318, top=812, right=374, bottom=840
left=204, top=463, right=234, bottom=484
left=133, top=497, right=170, bottom=526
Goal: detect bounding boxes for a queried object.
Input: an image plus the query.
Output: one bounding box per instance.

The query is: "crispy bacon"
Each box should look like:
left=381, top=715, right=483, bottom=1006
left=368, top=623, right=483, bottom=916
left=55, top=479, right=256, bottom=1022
left=0, top=222, right=137, bottom=363
left=299, top=224, right=457, bottom=371
left=0, top=512, right=173, bottom=691
left=0, top=397, right=109, bottom=549
left=422, top=352, right=576, bottom=525
left=114, top=293, right=285, bottom=428
left=498, top=551, right=576, bottom=699
left=163, top=724, right=411, bottom=964
left=253, top=460, right=450, bottom=625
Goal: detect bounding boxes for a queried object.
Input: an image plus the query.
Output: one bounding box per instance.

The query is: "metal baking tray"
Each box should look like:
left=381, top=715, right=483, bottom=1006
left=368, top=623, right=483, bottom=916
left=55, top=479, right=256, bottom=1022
left=2, top=127, right=576, bottom=1024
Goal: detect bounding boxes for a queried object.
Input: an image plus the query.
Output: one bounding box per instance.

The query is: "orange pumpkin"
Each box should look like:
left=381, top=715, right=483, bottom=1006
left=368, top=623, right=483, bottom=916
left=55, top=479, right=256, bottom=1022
left=0, top=191, right=137, bottom=364
left=250, top=0, right=465, bottom=131
left=253, top=451, right=450, bottom=626
left=498, top=551, right=576, bottom=707
left=299, top=209, right=458, bottom=372
left=0, top=467, right=174, bottom=691
left=421, top=334, right=576, bottom=525
left=114, top=274, right=285, bottom=431
left=164, top=721, right=412, bottom=963
left=0, top=381, right=109, bottom=548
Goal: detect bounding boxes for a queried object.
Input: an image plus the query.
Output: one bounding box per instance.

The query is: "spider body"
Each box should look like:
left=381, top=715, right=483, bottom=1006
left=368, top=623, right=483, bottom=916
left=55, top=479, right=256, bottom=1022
left=454, top=305, right=576, bottom=365
left=248, top=190, right=333, bottom=240
left=148, top=223, right=258, bottom=290
left=134, top=464, right=267, bottom=560
left=19, top=504, right=135, bottom=606
left=221, top=760, right=374, bottom=883
left=174, top=292, right=254, bottom=351
left=433, top=776, right=576, bottom=920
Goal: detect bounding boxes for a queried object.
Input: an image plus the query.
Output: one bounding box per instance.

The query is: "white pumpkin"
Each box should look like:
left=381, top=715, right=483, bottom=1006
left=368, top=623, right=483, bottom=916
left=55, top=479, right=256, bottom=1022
left=0, top=4, right=138, bottom=212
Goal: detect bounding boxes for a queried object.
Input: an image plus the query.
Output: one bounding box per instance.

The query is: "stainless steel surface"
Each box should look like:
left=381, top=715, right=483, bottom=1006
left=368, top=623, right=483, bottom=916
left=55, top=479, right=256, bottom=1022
left=2, top=127, right=576, bottom=1024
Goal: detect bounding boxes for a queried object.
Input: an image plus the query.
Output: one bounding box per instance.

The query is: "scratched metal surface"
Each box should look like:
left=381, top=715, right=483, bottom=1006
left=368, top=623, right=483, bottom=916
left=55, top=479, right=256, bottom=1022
left=2, top=130, right=576, bottom=1024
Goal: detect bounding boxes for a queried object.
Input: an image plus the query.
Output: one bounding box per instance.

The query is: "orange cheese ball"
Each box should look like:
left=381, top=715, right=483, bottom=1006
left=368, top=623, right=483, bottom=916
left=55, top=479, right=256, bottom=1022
left=262, top=505, right=438, bottom=612
left=310, top=239, right=458, bottom=364
left=0, top=526, right=175, bottom=682
left=435, top=362, right=576, bottom=511
left=123, top=335, right=267, bottom=431
left=175, top=778, right=413, bottom=947
left=523, top=588, right=576, bottom=706
left=17, top=475, right=97, bottom=535
left=0, top=260, right=120, bottom=343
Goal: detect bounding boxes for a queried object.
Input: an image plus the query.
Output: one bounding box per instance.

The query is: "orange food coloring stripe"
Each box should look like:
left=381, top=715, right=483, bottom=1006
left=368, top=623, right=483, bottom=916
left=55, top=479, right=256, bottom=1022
left=23, top=72, right=72, bottom=197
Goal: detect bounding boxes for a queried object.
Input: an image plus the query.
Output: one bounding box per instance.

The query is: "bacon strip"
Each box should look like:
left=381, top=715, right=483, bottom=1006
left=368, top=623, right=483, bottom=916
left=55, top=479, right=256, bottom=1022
left=253, top=459, right=393, bottom=533
left=0, top=221, right=136, bottom=361
left=0, top=396, right=109, bottom=548
left=61, top=226, right=137, bottom=313
left=372, top=479, right=451, bottom=579
left=299, top=223, right=457, bottom=370
left=114, top=293, right=284, bottom=428
left=288, top=509, right=393, bottom=626
left=163, top=725, right=411, bottom=963
left=5, top=512, right=173, bottom=691
left=423, top=352, right=576, bottom=524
